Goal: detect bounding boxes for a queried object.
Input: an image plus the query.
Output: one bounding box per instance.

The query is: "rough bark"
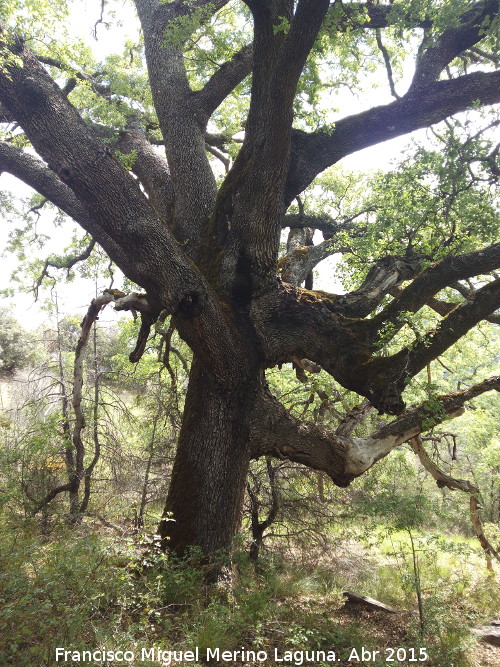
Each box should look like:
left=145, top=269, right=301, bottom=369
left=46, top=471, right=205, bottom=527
left=116, top=120, right=175, bottom=224
left=133, top=0, right=222, bottom=251
left=159, top=358, right=257, bottom=559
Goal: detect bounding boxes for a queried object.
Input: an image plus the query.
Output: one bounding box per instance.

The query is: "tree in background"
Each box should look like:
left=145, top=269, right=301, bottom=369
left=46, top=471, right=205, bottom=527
left=0, top=0, right=499, bottom=566
left=0, top=309, right=34, bottom=373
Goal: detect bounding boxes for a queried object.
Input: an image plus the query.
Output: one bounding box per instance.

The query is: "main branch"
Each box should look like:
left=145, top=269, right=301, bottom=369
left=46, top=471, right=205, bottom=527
left=287, top=71, right=500, bottom=200
left=250, top=376, right=500, bottom=485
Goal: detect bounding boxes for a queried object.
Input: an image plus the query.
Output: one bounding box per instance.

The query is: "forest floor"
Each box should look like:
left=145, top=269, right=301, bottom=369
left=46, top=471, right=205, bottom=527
left=208, top=591, right=500, bottom=667
left=321, top=603, right=500, bottom=667
left=1, top=521, right=499, bottom=667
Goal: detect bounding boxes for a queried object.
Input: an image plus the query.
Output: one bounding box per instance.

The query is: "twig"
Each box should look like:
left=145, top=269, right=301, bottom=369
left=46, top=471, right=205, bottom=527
left=375, top=29, right=400, bottom=99
left=34, top=238, right=96, bottom=299
left=92, top=0, right=108, bottom=40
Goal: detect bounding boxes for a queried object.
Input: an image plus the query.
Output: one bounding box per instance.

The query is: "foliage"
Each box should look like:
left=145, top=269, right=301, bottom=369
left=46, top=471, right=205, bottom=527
left=0, top=309, right=34, bottom=373
left=0, top=517, right=496, bottom=667
left=331, top=116, right=500, bottom=291
left=0, top=522, right=130, bottom=666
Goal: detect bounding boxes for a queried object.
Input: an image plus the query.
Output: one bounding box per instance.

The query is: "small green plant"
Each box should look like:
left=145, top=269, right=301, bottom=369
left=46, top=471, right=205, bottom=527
left=273, top=16, right=291, bottom=35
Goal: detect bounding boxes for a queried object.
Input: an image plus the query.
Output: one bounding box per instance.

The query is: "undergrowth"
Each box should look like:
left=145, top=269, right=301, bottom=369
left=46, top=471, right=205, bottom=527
left=0, top=518, right=497, bottom=667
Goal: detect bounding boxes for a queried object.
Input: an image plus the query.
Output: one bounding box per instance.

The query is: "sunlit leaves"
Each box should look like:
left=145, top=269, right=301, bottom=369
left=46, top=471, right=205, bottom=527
left=332, top=115, right=499, bottom=290
left=0, top=0, right=70, bottom=41
left=171, top=4, right=252, bottom=91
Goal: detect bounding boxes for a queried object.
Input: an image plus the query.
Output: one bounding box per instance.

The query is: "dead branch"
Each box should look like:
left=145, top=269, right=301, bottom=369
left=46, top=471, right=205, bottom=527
left=410, top=435, right=500, bottom=569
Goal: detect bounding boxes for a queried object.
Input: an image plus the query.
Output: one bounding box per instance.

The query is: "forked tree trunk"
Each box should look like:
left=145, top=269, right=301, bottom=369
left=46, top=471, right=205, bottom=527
left=158, top=357, right=256, bottom=563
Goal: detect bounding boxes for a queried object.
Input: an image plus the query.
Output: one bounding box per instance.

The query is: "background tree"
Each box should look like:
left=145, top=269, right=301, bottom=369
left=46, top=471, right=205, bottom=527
left=0, top=0, right=499, bottom=566
left=0, top=309, right=34, bottom=374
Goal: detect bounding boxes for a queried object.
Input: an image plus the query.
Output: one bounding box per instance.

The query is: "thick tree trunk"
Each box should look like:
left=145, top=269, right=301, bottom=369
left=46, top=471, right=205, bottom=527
left=159, top=357, right=256, bottom=562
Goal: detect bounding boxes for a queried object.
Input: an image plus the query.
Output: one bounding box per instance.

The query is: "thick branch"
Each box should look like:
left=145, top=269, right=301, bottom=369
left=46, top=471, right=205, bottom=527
left=249, top=386, right=353, bottom=487
left=116, top=123, right=175, bottom=224
left=195, top=44, right=253, bottom=119
left=408, top=0, right=499, bottom=92
left=212, top=0, right=332, bottom=292
left=391, top=286, right=500, bottom=326
left=134, top=0, right=225, bottom=249
left=335, top=254, right=425, bottom=318
left=244, top=0, right=329, bottom=153
left=280, top=238, right=339, bottom=285
left=113, top=291, right=163, bottom=362
left=0, top=33, right=245, bottom=379
left=0, top=34, right=208, bottom=313
left=374, top=375, right=500, bottom=442
left=252, top=281, right=394, bottom=407
left=335, top=400, right=374, bottom=437
left=286, top=71, right=500, bottom=201
left=205, top=143, right=231, bottom=171
left=0, top=141, right=88, bottom=223
left=401, top=278, right=500, bottom=378
left=280, top=210, right=377, bottom=287
left=250, top=376, right=500, bottom=485
left=470, top=496, right=500, bottom=568
left=276, top=0, right=331, bottom=95
left=0, top=141, right=137, bottom=278
left=253, top=274, right=500, bottom=414
left=346, top=278, right=500, bottom=411
left=372, top=243, right=500, bottom=333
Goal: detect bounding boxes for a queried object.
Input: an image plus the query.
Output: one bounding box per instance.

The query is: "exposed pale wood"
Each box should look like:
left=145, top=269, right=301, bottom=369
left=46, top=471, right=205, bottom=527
left=472, top=626, right=500, bottom=646
left=343, top=591, right=403, bottom=613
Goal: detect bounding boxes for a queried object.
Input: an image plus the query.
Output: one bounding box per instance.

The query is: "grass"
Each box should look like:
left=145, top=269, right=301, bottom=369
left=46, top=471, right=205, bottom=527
left=0, top=518, right=498, bottom=667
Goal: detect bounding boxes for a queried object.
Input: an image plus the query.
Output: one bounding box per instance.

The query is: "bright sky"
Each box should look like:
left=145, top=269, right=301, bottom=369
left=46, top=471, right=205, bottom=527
left=0, top=0, right=430, bottom=329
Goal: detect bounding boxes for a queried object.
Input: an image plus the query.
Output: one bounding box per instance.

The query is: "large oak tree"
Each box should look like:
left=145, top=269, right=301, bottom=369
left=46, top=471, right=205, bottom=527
left=0, top=0, right=499, bottom=560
